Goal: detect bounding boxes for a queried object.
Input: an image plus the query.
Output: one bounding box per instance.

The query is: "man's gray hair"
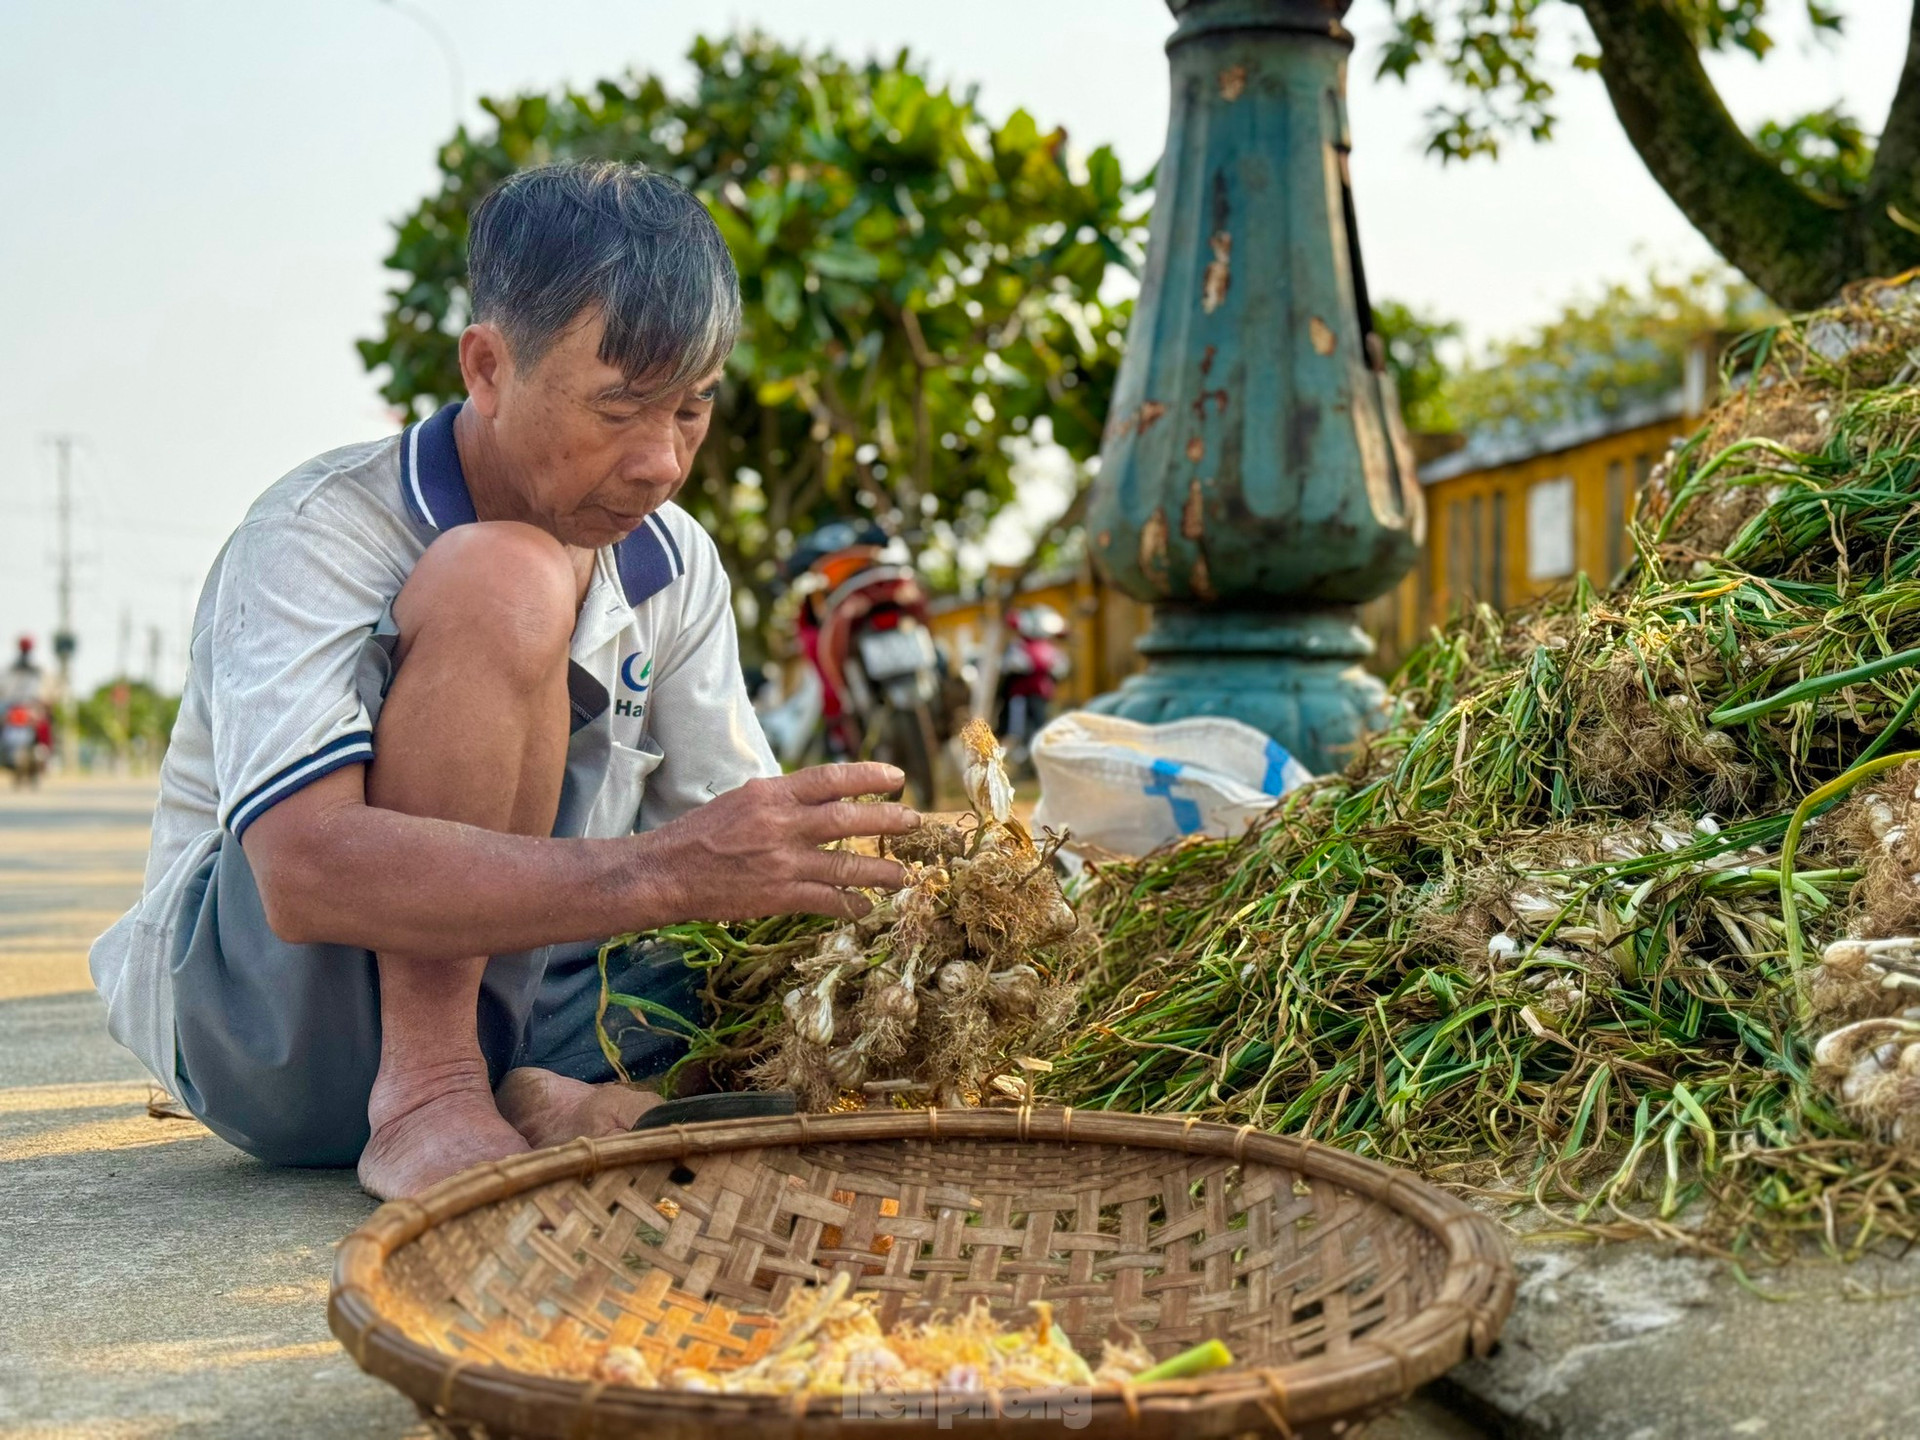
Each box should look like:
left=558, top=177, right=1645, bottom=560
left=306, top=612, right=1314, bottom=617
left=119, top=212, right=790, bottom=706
left=468, top=161, right=740, bottom=397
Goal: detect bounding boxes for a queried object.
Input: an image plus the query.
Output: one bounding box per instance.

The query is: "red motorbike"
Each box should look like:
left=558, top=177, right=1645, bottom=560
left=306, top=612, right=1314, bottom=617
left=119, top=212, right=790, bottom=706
left=994, top=604, right=1070, bottom=770
left=785, top=522, right=945, bottom=809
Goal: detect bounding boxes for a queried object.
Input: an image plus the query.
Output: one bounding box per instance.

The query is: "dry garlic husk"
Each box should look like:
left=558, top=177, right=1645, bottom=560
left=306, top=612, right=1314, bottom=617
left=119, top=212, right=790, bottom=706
left=753, top=719, right=1082, bottom=1109
left=593, top=1274, right=1156, bottom=1396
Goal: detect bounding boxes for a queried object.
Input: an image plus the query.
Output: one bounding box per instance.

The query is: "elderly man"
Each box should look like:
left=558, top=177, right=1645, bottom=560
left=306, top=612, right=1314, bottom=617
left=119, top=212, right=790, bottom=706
left=90, top=162, right=914, bottom=1199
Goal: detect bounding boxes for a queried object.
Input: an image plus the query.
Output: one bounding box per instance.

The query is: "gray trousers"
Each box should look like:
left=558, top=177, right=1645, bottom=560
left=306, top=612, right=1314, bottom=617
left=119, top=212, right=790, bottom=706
left=166, top=604, right=700, bottom=1168
left=168, top=842, right=697, bottom=1167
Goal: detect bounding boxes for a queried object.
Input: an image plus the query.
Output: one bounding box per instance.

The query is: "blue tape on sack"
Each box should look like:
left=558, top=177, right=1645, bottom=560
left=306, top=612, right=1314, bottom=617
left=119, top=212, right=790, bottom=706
left=1144, top=757, right=1204, bottom=835
left=1261, top=739, right=1294, bottom=796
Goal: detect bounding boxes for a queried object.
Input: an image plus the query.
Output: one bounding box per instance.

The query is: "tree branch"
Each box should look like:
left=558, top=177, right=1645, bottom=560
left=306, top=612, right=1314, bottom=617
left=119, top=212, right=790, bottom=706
left=1574, top=0, right=1852, bottom=308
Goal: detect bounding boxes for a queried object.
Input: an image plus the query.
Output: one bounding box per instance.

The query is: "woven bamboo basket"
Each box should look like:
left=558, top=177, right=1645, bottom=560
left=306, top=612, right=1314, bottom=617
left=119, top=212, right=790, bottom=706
left=330, top=1108, right=1513, bottom=1440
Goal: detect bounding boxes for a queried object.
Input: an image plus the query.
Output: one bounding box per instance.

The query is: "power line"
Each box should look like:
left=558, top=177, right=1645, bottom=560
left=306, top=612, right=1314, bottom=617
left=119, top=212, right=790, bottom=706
left=13, top=504, right=226, bottom=543
left=378, top=0, right=465, bottom=130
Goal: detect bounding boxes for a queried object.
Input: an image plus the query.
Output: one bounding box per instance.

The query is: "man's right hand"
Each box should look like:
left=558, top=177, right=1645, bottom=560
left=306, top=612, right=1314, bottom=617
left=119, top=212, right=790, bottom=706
left=629, top=762, right=920, bottom=923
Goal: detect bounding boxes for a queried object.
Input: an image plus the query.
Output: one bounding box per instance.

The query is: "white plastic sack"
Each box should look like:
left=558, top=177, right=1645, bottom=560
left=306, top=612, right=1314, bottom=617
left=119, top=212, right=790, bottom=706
left=1030, top=712, right=1314, bottom=861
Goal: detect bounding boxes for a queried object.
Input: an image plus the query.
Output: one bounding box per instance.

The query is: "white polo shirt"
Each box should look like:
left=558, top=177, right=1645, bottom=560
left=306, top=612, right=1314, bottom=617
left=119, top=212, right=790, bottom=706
left=89, top=401, right=778, bottom=1089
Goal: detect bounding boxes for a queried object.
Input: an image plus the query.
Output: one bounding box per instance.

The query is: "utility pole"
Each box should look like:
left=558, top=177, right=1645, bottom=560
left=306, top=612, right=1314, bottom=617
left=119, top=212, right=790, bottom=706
left=44, top=434, right=80, bottom=769
left=48, top=435, right=77, bottom=696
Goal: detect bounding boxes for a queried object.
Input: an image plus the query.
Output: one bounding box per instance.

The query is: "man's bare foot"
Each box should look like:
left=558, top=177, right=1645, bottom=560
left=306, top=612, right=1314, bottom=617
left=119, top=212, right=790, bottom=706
left=357, top=1060, right=530, bottom=1201
left=496, top=1066, right=662, bottom=1150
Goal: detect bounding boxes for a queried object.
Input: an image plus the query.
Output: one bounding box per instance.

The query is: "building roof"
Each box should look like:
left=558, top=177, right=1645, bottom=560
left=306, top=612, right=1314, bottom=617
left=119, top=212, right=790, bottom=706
left=1416, top=390, right=1688, bottom=486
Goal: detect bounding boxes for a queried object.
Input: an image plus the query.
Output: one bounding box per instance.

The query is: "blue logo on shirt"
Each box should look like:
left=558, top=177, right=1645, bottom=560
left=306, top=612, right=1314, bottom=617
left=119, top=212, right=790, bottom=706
left=616, top=651, right=651, bottom=719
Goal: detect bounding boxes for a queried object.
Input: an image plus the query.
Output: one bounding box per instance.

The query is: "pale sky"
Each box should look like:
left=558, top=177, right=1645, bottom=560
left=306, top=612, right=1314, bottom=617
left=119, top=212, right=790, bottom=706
left=0, top=0, right=1901, bottom=691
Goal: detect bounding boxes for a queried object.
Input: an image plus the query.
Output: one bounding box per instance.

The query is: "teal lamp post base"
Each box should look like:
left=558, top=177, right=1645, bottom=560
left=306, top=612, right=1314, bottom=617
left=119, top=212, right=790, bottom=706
left=1084, top=607, right=1385, bottom=775
left=1080, top=0, right=1422, bottom=772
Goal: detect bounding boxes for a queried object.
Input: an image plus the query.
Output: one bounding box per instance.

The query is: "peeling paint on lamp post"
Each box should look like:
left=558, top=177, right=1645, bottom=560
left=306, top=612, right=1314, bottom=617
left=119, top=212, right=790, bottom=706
left=1086, top=0, right=1424, bottom=774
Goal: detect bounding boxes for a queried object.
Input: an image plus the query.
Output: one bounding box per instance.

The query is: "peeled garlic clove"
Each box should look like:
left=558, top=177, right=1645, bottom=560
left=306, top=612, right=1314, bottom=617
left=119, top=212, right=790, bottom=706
left=595, top=1345, right=657, bottom=1387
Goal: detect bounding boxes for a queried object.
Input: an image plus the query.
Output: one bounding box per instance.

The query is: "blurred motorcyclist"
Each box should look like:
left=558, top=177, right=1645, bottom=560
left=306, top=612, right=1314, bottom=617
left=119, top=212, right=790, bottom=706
left=2, top=637, right=51, bottom=787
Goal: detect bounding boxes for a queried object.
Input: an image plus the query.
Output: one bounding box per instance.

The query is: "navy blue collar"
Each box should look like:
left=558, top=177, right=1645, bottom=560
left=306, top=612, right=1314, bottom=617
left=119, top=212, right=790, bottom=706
left=399, top=401, right=685, bottom=608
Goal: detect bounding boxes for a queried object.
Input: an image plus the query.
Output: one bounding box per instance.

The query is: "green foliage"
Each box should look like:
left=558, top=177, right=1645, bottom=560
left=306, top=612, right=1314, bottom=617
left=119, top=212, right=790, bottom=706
left=359, top=32, right=1147, bottom=640
left=75, top=679, right=179, bottom=758
left=1377, top=0, right=1557, bottom=160
left=1671, top=0, right=1844, bottom=54
left=1452, top=268, right=1772, bottom=431
left=1378, top=0, right=1852, bottom=162
left=1371, top=299, right=1463, bottom=433
left=1377, top=269, right=1775, bottom=439
left=1750, top=105, right=1875, bottom=205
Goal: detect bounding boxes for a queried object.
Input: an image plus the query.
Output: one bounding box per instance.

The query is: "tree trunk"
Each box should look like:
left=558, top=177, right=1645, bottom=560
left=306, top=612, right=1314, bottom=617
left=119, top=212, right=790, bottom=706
left=1864, top=4, right=1920, bottom=270
left=1575, top=0, right=1920, bottom=309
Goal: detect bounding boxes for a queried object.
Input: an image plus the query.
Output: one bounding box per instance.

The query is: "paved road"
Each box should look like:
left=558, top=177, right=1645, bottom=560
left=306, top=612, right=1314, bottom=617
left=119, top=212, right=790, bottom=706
left=0, top=777, right=419, bottom=1439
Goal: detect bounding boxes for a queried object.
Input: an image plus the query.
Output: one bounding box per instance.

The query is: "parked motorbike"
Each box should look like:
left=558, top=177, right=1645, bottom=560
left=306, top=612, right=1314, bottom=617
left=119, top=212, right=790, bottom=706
left=780, top=521, right=946, bottom=809
left=994, top=604, right=1071, bottom=771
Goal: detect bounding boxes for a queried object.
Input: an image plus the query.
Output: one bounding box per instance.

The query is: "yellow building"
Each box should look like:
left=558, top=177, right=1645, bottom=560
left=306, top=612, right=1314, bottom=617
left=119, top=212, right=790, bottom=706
left=1367, top=366, right=1713, bottom=668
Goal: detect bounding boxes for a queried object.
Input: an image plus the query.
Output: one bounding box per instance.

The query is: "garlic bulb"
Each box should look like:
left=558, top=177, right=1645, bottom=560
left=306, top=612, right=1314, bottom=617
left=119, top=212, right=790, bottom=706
left=987, top=964, right=1041, bottom=1016
left=825, top=1039, right=871, bottom=1089
left=960, top=719, right=1014, bottom=825
left=783, top=968, right=841, bottom=1046
left=868, top=978, right=920, bottom=1026
left=819, top=927, right=866, bottom=965
left=937, top=961, right=982, bottom=996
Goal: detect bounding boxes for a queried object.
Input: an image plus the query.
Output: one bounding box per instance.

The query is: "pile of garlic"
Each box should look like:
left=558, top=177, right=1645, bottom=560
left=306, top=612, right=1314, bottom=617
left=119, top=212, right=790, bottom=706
left=1808, top=937, right=1920, bottom=1138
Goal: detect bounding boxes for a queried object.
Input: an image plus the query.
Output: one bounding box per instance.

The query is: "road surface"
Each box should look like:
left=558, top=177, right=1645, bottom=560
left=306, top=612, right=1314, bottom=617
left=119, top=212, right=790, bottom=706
left=0, top=776, right=419, bottom=1439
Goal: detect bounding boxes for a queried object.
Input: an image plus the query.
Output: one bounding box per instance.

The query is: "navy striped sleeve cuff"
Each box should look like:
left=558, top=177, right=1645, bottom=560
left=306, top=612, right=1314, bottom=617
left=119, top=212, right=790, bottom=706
left=226, top=731, right=375, bottom=837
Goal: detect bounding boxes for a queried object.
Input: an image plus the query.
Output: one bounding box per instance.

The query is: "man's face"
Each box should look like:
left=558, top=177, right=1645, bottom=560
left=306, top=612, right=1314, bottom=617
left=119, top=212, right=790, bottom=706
left=463, top=309, right=721, bottom=549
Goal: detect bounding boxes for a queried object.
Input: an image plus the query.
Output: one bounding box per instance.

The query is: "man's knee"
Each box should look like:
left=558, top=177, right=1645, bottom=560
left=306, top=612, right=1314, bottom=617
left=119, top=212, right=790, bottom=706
left=394, top=522, right=575, bottom=677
